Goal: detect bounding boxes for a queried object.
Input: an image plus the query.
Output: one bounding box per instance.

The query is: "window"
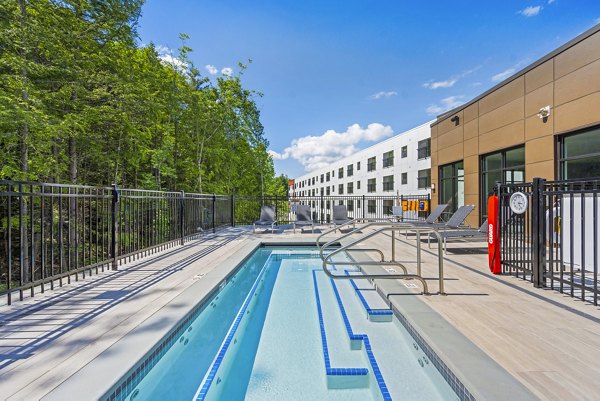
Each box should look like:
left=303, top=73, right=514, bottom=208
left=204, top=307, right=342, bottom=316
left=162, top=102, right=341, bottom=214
left=383, top=199, right=393, bottom=215
left=312, top=177, right=315, bottom=185
left=559, top=127, right=600, bottom=180
left=338, top=167, right=344, bottom=178
left=338, top=184, right=344, bottom=194
left=320, top=174, right=324, bottom=183
left=320, top=187, right=324, bottom=196
left=356, top=180, right=361, bottom=190
left=367, top=178, right=376, bottom=193
left=417, top=138, right=431, bottom=160
left=347, top=182, right=354, bottom=194
left=357, top=161, right=361, bottom=171
left=347, top=199, right=354, bottom=212
left=401, top=172, right=407, bottom=185
left=326, top=186, right=330, bottom=195
left=368, top=200, right=376, bottom=214
left=439, top=161, right=465, bottom=217
left=347, top=164, right=354, bottom=177
left=367, top=157, right=376, bottom=172
left=326, top=172, right=330, bottom=182
left=383, top=150, right=394, bottom=168
left=401, top=146, right=407, bottom=158
left=312, top=189, right=315, bottom=196
left=480, top=146, right=525, bottom=220
left=331, top=185, right=334, bottom=193
left=383, top=175, right=394, bottom=191
left=332, top=170, right=335, bottom=178
left=417, top=169, right=431, bottom=189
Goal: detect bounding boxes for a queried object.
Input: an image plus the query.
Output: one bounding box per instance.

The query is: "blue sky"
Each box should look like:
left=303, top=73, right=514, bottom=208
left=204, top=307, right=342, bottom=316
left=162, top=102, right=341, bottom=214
left=138, top=0, right=600, bottom=178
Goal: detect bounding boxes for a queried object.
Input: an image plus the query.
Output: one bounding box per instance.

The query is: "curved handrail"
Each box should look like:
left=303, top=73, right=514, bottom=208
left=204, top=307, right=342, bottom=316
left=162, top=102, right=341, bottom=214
left=318, top=225, right=445, bottom=295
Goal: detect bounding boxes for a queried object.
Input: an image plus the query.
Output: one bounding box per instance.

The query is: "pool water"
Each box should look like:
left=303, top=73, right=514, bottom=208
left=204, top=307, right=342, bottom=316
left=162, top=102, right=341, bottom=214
left=127, top=248, right=458, bottom=401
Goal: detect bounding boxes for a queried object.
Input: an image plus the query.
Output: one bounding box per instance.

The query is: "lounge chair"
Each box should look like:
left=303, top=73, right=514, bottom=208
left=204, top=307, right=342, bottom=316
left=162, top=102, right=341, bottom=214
left=399, top=203, right=447, bottom=225
left=404, top=205, right=475, bottom=238
left=428, top=219, right=488, bottom=253
left=293, top=204, right=314, bottom=233
left=332, top=205, right=353, bottom=231
left=253, top=205, right=277, bottom=233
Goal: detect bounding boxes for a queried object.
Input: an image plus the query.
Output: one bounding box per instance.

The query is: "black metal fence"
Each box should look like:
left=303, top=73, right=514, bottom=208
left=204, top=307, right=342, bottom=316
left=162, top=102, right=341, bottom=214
left=233, top=194, right=431, bottom=225
left=498, top=177, right=600, bottom=305
left=0, top=181, right=231, bottom=304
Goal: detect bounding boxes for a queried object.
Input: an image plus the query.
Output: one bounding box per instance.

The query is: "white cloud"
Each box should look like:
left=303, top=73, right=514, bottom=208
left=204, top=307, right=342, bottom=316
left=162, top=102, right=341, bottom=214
left=159, top=54, right=186, bottom=70
left=426, top=96, right=465, bottom=115
left=547, top=0, right=555, bottom=4
left=595, top=17, right=600, bottom=24
left=423, top=79, right=457, bottom=90
left=519, top=6, right=542, bottom=17
left=268, top=123, right=394, bottom=171
left=221, top=67, right=233, bottom=76
left=491, top=67, right=516, bottom=82
left=369, top=91, right=397, bottom=100
left=155, top=45, right=171, bottom=55
left=205, top=65, right=218, bottom=75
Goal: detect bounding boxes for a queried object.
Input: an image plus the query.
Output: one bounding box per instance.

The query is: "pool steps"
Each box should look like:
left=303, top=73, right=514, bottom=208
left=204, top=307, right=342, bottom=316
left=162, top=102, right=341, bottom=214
left=344, top=271, right=394, bottom=322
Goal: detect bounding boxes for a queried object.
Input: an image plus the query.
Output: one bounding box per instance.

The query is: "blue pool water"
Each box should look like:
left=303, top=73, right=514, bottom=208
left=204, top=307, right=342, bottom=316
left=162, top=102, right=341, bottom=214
left=125, top=248, right=459, bottom=401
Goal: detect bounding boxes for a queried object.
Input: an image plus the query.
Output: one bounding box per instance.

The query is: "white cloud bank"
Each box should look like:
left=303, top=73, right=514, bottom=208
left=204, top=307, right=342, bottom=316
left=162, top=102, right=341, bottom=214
left=221, top=67, right=233, bottom=76
left=426, top=96, right=465, bottom=115
left=519, top=6, right=542, bottom=17
left=205, top=65, right=218, bottom=75
left=369, top=91, right=397, bottom=100
left=491, top=68, right=516, bottom=82
left=423, top=79, right=457, bottom=90
left=268, top=123, right=394, bottom=172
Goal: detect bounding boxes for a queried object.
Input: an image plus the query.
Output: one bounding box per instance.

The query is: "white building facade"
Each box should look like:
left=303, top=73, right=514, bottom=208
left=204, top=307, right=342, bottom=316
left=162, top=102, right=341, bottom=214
left=290, top=121, right=433, bottom=221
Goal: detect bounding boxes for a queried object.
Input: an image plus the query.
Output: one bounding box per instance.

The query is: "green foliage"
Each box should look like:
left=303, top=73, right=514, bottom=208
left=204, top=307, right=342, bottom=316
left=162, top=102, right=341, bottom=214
left=0, top=0, right=280, bottom=195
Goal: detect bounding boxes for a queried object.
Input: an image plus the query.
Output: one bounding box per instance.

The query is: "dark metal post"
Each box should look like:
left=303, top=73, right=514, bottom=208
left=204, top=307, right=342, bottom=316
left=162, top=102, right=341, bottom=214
left=231, top=194, right=235, bottom=227
left=531, top=177, right=546, bottom=288
left=274, top=195, right=278, bottom=225
left=362, top=195, right=366, bottom=219
left=180, top=191, right=185, bottom=245
left=320, top=193, right=324, bottom=224
left=111, top=184, right=119, bottom=270
left=212, top=194, right=216, bottom=233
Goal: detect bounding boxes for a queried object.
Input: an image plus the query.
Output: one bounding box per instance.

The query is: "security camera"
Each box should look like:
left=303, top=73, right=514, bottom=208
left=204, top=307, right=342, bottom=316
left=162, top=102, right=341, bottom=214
left=537, top=105, right=551, bottom=119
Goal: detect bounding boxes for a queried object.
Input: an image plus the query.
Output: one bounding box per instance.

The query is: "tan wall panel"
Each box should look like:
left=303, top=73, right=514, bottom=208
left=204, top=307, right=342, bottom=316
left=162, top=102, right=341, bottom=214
left=465, top=209, right=479, bottom=228
left=526, top=160, right=555, bottom=182
left=525, top=114, right=554, bottom=140
left=525, top=59, right=553, bottom=93
left=479, top=97, right=524, bottom=134
left=555, top=58, right=600, bottom=106
left=479, top=121, right=525, bottom=154
left=463, top=158, right=479, bottom=185
left=554, top=91, right=600, bottom=133
left=431, top=124, right=438, bottom=139
left=464, top=138, right=479, bottom=157
left=437, top=127, right=463, bottom=149
left=479, top=76, right=525, bottom=115
left=525, top=136, right=554, bottom=164
left=437, top=142, right=463, bottom=165
left=555, top=31, right=600, bottom=79
left=525, top=82, right=553, bottom=117
left=437, top=110, right=464, bottom=135
left=464, top=119, right=479, bottom=140
left=431, top=136, right=438, bottom=154
left=464, top=193, right=479, bottom=206
left=464, top=103, right=478, bottom=123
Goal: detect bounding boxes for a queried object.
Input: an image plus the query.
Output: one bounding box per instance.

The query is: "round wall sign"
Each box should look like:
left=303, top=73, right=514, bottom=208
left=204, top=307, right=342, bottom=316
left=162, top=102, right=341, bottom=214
left=509, top=192, right=528, bottom=214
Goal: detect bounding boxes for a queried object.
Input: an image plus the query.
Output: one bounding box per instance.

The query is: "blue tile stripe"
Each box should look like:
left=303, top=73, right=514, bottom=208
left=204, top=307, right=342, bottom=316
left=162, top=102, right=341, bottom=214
left=193, top=254, right=275, bottom=401
left=328, top=275, right=393, bottom=401
left=344, top=271, right=393, bottom=317
left=311, top=270, right=369, bottom=376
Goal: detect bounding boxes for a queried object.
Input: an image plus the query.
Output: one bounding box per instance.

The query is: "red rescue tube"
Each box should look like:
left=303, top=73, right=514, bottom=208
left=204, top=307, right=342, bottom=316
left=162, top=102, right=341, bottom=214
left=487, top=195, right=501, bottom=274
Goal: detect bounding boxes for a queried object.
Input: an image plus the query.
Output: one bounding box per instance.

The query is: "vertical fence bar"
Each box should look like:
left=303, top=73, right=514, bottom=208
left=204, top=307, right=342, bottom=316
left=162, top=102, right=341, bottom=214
left=531, top=177, right=545, bottom=288
left=212, top=194, right=216, bottom=233
left=231, top=194, right=235, bottom=227
left=7, top=183, right=12, bottom=305
left=111, top=184, right=119, bottom=270
left=180, top=191, right=185, bottom=245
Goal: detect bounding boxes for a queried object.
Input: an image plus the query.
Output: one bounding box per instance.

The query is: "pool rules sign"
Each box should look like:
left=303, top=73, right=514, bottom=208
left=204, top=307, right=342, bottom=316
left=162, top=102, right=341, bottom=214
left=487, top=195, right=501, bottom=274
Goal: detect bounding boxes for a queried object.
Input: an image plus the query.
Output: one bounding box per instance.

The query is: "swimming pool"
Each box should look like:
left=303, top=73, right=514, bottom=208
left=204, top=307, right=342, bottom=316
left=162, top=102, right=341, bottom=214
left=108, top=247, right=460, bottom=401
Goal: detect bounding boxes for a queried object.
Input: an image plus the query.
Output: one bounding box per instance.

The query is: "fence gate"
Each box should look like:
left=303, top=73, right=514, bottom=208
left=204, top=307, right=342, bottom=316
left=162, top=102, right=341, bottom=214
left=498, top=178, right=600, bottom=305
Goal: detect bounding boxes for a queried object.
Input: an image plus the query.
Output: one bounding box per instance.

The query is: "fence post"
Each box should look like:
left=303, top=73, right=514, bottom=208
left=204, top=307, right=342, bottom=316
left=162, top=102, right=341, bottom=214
left=320, top=193, right=324, bottom=223
left=274, top=195, right=278, bottom=225
left=531, top=177, right=546, bottom=288
left=111, top=184, right=119, bottom=270
left=362, top=195, right=366, bottom=219
left=231, top=194, right=235, bottom=227
left=212, top=194, right=216, bottom=233
left=180, top=191, right=185, bottom=245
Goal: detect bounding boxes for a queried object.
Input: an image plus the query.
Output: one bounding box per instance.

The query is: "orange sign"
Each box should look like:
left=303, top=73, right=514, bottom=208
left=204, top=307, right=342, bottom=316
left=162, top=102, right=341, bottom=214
left=401, top=200, right=429, bottom=212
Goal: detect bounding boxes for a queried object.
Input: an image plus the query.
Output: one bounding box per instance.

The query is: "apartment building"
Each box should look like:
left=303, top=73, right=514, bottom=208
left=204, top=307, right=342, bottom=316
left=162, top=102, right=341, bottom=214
left=292, top=121, right=433, bottom=202
left=430, top=23, right=600, bottom=227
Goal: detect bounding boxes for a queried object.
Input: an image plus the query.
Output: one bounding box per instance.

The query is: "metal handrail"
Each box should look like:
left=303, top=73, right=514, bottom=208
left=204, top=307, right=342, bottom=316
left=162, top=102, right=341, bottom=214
left=317, top=222, right=446, bottom=295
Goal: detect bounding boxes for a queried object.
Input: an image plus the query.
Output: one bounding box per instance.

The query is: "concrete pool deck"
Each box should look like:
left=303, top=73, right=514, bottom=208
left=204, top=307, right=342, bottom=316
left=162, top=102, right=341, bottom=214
left=0, top=225, right=599, bottom=400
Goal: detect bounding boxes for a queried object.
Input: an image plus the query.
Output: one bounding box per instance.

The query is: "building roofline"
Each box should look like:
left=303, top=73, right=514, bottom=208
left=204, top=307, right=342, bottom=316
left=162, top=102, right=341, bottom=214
left=431, top=22, right=600, bottom=127
left=294, top=120, right=434, bottom=180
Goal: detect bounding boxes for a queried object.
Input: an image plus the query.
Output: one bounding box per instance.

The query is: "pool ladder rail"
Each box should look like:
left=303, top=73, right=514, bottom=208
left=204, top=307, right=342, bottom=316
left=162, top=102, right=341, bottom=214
left=316, top=218, right=446, bottom=296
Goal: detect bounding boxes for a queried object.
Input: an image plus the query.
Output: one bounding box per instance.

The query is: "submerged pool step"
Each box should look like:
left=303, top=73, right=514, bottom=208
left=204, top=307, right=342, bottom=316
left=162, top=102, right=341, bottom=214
left=345, top=272, right=393, bottom=322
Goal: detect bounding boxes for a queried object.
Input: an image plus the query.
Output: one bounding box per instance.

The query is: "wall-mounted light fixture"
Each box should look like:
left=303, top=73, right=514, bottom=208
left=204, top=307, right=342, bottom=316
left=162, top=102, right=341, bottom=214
left=537, top=105, right=551, bottom=123
left=450, top=115, right=459, bottom=126
left=431, top=183, right=436, bottom=192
